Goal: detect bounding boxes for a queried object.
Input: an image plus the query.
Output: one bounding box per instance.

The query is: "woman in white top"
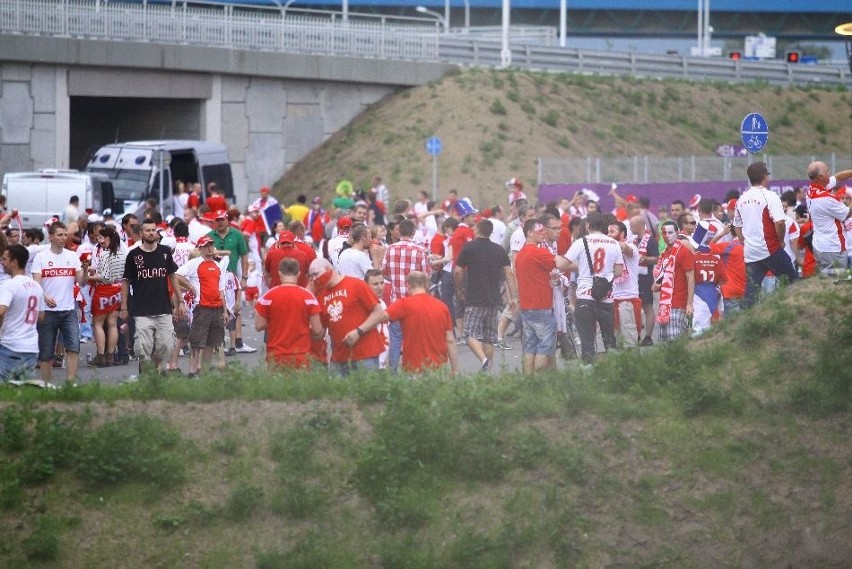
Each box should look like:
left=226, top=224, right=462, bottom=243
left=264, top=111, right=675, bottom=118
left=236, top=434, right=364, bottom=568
left=87, top=225, right=127, bottom=367
left=172, top=181, right=189, bottom=221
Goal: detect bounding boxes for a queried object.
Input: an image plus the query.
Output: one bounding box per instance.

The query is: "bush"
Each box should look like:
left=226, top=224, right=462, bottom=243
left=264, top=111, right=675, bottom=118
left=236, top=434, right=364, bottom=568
left=75, top=415, right=185, bottom=488
left=23, top=515, right=62, bottom=561
left=226, top=483, right=264, bottom=520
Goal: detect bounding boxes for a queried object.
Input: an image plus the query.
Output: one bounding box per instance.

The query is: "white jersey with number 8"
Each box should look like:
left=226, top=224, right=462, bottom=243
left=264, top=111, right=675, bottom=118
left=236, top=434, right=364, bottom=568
left=0, top=275, right=45, bottom=353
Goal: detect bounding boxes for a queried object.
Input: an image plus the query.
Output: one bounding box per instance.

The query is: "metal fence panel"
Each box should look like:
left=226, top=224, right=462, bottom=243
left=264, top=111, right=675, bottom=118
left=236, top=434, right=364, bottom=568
left=537, top=154, right=841, bottom=185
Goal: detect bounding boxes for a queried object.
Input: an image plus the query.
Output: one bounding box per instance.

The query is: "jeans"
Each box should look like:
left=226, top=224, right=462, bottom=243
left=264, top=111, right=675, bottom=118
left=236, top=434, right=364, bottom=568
left=520, top=309, right=557, bottom=356
left=388, top=320, right=402, bottom=372
left=37, top=310, right=80, bottom=362
left=439, top=271, right=456, bottom=323
left=332, top=357, right=380, bottom=377
left=574, top=299, right=616, bottom=364
left=0, top=344, right=38, bottom=382
left=744, top=249, right=799, bottom=308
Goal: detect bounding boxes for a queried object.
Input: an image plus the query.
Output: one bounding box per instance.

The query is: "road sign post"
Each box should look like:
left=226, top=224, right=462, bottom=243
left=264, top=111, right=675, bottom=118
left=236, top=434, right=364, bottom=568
left=740, top=113, right=769, bottom=155
left=425, top=136, right=442, bottom=201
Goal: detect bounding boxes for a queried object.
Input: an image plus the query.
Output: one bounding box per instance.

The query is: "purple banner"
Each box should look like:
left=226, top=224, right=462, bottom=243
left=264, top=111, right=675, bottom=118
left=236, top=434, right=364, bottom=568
left=538, top=179, right=807, bottom=213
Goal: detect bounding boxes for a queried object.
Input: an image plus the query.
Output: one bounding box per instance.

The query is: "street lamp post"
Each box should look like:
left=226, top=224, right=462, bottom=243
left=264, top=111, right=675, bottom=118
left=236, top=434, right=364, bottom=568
left=416, top=6, right=446, bottom=33
left=501, top=0, right=511, bottom=68
left=836, top=22, right=852, bottom=74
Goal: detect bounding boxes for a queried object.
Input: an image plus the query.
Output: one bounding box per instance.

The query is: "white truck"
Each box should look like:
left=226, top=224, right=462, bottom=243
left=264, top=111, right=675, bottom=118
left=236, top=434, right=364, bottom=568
left=84, top=140, right=234, bottom=218
left=1, top=170, right=116, bottom=228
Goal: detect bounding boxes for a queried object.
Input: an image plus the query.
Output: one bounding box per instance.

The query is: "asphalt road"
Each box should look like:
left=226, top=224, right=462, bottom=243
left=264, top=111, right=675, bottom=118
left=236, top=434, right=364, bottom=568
left=68, top=312, right=542, bottom=385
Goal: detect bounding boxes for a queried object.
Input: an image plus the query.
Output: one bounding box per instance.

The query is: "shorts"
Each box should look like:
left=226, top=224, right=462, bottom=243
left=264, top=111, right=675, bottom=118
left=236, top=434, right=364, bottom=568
left=520, top=309, right=557, bottom=356
left=189, top=306, right=226, bottom=349
left=173, top=318, right=191, bottom=340
left=244, top=287, right=259, bottom=302
left=0, top=344, right=38, bottom=382
left=658, top=308, right=688, bottom=342
left=134, top=314, right=175, bottom=361
left=463, top=305, right=499, bottom=344
left=637, top=274, right=654, bottom=305
left=91, top=283, right=122, bottom=316
left=37, top=310, right=80, bottom=362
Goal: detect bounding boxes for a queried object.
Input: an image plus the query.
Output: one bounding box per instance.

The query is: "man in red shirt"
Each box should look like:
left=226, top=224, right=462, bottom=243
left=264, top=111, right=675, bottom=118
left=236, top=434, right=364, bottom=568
left=652, top=221, right=695, bottom=342
left=709, top=225, right=747, bottom=315
left=264, top=231, right=310, bottom=288
left=449, top=198, right=477, bottom=334
left=514, top=219, right=572, bottom=374
left=205, top=183, right=228, bottom=212
left=175, top=236, right=228, bottom=373
left=255, top=257, right=324, bottom=369
left=308, top=258, right=385, bottom=376
left=346, top=271, right=457, bottom=375
left=684, top=220, right=726, bottom=335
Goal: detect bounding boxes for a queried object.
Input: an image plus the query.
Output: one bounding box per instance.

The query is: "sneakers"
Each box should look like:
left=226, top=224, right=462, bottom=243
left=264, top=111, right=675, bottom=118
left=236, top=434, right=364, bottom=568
left=480, top=358, right=491, bottom=372
left=640, top=336, right=654, bottom=347
left=52, top=354, right=64, bottom=368
left=494, top=339, right=512, bottom=350
left=234, top=343, right=257, bottom=354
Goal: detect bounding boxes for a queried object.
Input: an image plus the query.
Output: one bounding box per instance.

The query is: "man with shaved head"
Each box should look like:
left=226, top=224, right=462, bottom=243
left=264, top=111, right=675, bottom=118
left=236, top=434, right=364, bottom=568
left=804, top=161, right=852, bottom=275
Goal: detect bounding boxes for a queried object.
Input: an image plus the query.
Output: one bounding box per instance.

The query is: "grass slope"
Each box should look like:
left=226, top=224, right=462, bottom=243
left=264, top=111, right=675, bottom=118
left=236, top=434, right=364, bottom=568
left=0, top=278, right=850, bottom=567
left=274, top=69, right=851, bottom=207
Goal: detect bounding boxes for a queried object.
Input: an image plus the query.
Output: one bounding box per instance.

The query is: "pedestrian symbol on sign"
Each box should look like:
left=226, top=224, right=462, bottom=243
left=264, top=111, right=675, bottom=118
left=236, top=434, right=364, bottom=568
left=740, top=113, right=769, bottom=154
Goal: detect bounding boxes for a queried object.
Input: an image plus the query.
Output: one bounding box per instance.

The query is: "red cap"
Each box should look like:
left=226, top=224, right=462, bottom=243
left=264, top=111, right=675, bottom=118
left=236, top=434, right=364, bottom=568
left=215, top=210, right=228, bottom=220
left=625, top=194, right=639, bottom=203
left=278, top=230, right=295, bottom=244
left=196, top=236, right=214, bottom=247
left=482, top=207, right=493, bottom=218
left=337, top=216, right=353, bottom=230
left=689, top=193, right=702, bottom=209
left=200, top=211, right=218, bottom=222
left=260, top=186, right=270, bottom=194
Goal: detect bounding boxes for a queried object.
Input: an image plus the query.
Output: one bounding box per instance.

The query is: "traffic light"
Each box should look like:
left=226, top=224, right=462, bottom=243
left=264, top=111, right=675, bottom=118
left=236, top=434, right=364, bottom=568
left=728, top=51, right=742, bottom=60
left=786, top=51, right=800, bottom=63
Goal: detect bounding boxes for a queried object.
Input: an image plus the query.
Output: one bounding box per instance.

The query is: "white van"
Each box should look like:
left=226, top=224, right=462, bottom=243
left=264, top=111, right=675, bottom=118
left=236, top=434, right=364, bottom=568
left=84, top=140, right=233, bottom=218
left=1, top=170, right=115, bottom=228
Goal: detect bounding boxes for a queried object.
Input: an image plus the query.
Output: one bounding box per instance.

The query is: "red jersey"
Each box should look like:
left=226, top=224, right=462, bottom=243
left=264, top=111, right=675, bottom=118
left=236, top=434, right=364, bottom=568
left=659, top=244, right=694, bottom=309
left=318, top=276, right=384, bottom=363
left=256, top=284, right=321, bottom=368
left=515, top=243, right=556, bottom=310
left=709, top=240, right=746, bottom=299
left=187, top=192, right=201, bottom=209
left=797, top=220, right=817, bottom=278
left=693, top=252, right=726, bottom=285
left=449, top=223, right=474, bottom=266
left=295, top=239, right=317, bottom=263
left=206, top=194, right=227, bottom=212
left=386, top=293, right=452, bottom=373
left=265, top=246, right=310, bottom=288
left=430, top=231, right=445, bottom=256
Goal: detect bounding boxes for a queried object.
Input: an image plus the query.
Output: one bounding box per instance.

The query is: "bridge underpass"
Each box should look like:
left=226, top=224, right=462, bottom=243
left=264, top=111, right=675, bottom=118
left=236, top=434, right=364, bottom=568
left=70, top=97, right=202, bottom=170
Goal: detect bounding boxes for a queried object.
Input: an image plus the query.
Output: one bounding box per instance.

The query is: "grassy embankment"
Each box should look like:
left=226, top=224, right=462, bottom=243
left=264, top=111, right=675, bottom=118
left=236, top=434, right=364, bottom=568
left=0, top=278, right=849, bottom=567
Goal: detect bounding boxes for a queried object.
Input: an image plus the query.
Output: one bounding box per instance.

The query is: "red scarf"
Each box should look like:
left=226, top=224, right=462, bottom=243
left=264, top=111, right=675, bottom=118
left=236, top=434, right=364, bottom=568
left=654, top=240, right=684, bottom=325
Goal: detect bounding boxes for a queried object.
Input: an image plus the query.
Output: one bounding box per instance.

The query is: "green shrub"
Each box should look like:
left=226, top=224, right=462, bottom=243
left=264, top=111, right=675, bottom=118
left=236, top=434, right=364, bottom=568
left=75, top=415, right=185, bottom=488
left=489, top=99, right=507, bottom=115
left=23, top=515, right=61, bottom=561
left=226, top=483, right=264, bottom=520
left=541, top=110, right=559, bottom=127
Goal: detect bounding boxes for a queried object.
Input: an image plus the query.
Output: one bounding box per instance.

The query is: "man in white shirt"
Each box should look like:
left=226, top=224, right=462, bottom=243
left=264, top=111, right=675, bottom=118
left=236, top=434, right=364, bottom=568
left=804, top=161, right=852, bottom=275
left=31, top=222, right=88, bottom=384
left=608, top=220, right=641, bottom=348
left=337, top=224, right=379, bottom=279
left=0, top=245, right=45, bottom=382
left=732, top=162, right=799, bottom=308
left=488, top=206, right=507, bottom=246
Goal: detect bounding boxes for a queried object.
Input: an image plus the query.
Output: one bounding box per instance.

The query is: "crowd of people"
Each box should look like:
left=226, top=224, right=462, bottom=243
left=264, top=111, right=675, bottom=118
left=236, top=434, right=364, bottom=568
left=0, top=161, right=849, bottom=384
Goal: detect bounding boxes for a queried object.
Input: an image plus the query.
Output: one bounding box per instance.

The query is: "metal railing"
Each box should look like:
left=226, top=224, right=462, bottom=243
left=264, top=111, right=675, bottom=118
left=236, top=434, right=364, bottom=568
left=438, top=39, right=850, bottom=86
left=537, top=154, right=843, bottom=185
left=1, top=1, right=849, bottom=86
left=0, top=0, right=440, bottom=60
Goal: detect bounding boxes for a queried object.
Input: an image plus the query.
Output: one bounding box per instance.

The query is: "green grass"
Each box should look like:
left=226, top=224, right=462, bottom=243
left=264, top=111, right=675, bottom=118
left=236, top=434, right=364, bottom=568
left=0, top=281, right=849, bottom=566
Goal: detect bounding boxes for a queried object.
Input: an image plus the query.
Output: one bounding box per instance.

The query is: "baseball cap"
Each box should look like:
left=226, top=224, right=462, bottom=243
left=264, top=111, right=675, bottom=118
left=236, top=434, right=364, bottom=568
left=214, top=210, right=228, bottom=220
left=200, top=211, right=218, bottom=223
left=247, top=204, right=261, bottom=213
left=278, top=230, right=295, bottom=244
left=687, top=220, right=719, bottom=252
left=506, top=178, right=523, bottom=190
left=312, top=196, right=322, bottom=205
left=260, top=186, right=270, bottom=194
left=337, top=216, right=353, bottom=230
left=196, top=236, right=215, bottom=247
left=625, top=194, right=639, bottom=203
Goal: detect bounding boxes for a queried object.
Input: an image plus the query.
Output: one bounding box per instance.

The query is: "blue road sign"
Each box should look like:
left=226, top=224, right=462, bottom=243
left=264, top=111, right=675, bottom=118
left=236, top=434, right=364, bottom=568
left=426, top=136, right=442, bottom=156
left=741, top=113, right=769, bottom=154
